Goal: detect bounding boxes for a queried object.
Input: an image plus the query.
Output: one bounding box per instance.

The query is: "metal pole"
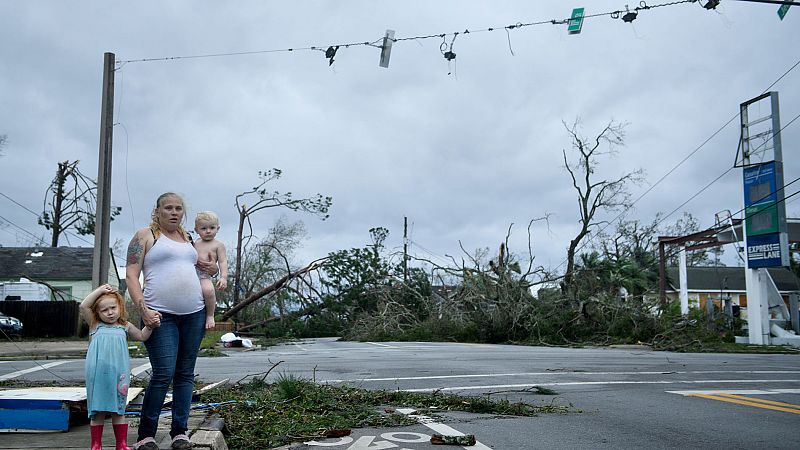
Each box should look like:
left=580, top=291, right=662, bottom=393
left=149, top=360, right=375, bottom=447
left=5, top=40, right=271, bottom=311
left=403, top=216, right=408, bottom=283
left=658, top=241, right=666, bottom=306
left=92, top=52, right=115, bottom=288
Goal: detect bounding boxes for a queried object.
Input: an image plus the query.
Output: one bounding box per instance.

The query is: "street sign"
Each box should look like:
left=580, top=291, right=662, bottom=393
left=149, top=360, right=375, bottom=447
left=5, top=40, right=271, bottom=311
left=778, top=3, right=791, bottom=20
left=746, top=232, right=789, bottom=268
left=743, top=161, right=781, bottom=236
left=568, top=8, right=585, bottom=35
left=743, top=161, right=789, bottom=267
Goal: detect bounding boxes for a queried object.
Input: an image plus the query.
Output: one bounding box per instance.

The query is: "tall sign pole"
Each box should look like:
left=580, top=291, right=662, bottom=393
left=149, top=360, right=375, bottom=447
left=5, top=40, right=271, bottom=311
left=92, top=52, right=115, bottom=288
left=740, top=91, right=787, bottom=345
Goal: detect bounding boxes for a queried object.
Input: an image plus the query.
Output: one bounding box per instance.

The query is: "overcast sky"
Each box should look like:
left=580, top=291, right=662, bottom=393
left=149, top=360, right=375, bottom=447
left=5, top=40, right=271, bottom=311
left=1, top=1, right=798, bottom=279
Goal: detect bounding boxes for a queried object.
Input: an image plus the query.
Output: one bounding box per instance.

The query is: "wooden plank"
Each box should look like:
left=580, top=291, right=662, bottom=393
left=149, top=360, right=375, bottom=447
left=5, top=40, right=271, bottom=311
left=0, top=387, right=86, bottom=401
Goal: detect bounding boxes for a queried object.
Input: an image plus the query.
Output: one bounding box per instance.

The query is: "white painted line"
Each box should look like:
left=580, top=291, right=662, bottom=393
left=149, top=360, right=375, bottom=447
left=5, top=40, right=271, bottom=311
left=403, top=379, right=800, bottom=393
left=291, top=342, right=309, bottom=352
left=131, top=362, right=151, bottom=377
left=365, top=342, right=396, bottom=348
left=772, top=389, right=800, bottom=394
left=0, top=361, right=69, bottom=381
left=320, top=370, right=800, bottom=384
left=267, top=345, right=442, bottom=355
left=396, top=408, right=492, bottom=450
left=668, top=388, right=800, bottom=396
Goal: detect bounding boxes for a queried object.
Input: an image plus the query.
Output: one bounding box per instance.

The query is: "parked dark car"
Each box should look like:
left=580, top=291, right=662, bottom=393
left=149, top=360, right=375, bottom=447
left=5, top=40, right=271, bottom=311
left=0, top=313, right=23, bottom=336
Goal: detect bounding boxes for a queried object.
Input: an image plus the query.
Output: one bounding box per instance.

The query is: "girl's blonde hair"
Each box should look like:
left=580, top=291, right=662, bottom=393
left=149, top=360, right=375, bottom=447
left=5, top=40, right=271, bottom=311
left=91, top=291, right=128, bottom=327
left=149, top=192, right=191, bottom=241
left=195, top=210, right=220, bottom=226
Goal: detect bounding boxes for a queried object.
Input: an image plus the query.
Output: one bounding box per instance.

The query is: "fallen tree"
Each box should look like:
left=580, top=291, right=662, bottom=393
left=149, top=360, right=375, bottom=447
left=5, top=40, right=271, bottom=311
left=220, top=257, right=327, bottom=322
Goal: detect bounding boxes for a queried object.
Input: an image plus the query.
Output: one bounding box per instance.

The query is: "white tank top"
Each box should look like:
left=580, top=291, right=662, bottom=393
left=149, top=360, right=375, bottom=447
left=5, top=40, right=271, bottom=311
left=142, top=235, right=204, bottom=315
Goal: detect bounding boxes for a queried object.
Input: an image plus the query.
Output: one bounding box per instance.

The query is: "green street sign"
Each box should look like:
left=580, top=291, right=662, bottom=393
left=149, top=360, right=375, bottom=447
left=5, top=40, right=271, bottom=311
left=568, top=8, right=585, bottom=35
left=778, top=3, right=791, bottom=20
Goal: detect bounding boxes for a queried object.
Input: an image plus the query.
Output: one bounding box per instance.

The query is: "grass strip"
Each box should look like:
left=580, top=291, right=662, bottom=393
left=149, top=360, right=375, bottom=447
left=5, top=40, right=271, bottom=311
left=201, top=374, right=569, bottom=449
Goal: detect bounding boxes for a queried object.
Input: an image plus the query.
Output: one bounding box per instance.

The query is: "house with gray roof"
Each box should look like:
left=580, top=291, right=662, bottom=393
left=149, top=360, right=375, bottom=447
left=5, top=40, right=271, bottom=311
left=0, top=247, right=120, bottom=302
left=664, top=266, right=800, bottom=312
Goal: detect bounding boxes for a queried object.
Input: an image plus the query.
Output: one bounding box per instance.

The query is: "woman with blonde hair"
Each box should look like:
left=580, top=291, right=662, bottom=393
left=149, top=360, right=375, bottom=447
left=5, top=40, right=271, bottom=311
left=125, top=192, right=216, bottom=450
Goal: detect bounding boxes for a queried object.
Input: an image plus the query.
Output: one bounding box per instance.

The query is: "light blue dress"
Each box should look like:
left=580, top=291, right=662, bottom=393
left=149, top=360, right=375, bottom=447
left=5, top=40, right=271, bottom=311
left=85, top=324, right=130, bottom=419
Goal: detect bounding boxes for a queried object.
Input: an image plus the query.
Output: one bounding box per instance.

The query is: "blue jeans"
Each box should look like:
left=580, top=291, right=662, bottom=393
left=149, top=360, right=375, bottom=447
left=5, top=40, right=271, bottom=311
left=138, top=309, right=205, bottom=440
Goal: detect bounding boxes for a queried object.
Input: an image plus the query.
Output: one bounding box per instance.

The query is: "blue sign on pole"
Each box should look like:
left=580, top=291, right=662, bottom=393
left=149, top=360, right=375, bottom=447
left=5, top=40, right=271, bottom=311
left=742, top=161, right=789, bottom=267
left=746, top=233, right=789, bottom=268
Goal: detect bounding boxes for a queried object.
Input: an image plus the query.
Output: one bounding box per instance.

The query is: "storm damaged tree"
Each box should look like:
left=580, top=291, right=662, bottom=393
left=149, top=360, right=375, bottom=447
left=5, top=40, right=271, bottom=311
left=38, top=160, right=122, bottom=247
left=218, top=218, right=307, bottom=322
left=662, top=212, right=724, bottom=267
left=573, top=218, right=660, bottom=301
left=561, top=120, right=644, bottom=293
left=230, top=169, right=332, bottom=316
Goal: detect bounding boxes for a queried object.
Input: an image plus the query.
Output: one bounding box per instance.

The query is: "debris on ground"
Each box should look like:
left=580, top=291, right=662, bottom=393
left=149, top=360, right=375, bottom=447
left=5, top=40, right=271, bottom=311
left=431, top=433, right=477, bottom=446
left=323, top=428, right=351, bottom=438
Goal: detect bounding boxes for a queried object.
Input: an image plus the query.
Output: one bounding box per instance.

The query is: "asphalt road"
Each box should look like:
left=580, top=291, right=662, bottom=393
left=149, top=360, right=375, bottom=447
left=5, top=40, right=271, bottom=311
left=2, top=338, right=800, bottom=449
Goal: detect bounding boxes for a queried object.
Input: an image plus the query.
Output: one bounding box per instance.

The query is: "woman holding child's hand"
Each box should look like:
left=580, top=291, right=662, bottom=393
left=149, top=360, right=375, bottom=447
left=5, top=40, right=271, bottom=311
left=125, top=192, right=214, bottom=450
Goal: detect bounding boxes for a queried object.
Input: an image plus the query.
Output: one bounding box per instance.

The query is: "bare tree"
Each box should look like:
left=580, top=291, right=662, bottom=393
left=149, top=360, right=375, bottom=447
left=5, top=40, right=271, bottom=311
left=0, top=134, right=7, bottom=157
left=38, top=160, right=122, bottom=247
left=561, top=119, right=643, bottom=292
left=232, top=169, right=332, bottom=313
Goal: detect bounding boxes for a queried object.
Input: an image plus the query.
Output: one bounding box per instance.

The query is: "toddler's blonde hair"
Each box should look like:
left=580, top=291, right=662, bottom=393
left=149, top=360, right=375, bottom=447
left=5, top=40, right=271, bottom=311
left=195, top=210, right=220, bottom=226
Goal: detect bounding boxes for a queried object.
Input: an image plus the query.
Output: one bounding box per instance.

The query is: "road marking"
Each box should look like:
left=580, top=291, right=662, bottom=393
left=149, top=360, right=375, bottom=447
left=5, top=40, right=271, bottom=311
left=268, top=345, right=442, bottom=355
left=716, top=393, right=800, bottom=409
left=402, top=379, right=800, bottom=392
left=131, top=362, right=151, bottom=377
left=366, top=342, right=397, bottom=348
left=396, top=408, right=491, bottom=450
left=321, top=370, right=800, bottom=383
left=688, top=393, right=800, bottom=415
left=291, top=342, right=309, bottom=351
left=668, top=388, right=800, bottom=395
left=0, top=361, right=69, bottom=381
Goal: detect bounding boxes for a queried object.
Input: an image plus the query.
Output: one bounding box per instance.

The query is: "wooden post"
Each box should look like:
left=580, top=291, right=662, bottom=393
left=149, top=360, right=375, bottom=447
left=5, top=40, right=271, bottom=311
left=92, top=52, right=115, bottom=288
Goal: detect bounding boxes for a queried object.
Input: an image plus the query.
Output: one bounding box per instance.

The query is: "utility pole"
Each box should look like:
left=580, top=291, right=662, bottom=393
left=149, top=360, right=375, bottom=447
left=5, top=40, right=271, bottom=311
left=403, top=217, right=408, bottom=283
left=92, top=52, right=115, bottom=288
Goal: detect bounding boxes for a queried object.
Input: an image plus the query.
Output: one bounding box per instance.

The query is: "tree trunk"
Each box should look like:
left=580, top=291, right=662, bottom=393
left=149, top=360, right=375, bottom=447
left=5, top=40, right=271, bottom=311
left=49, top=162, right=68, bottom=247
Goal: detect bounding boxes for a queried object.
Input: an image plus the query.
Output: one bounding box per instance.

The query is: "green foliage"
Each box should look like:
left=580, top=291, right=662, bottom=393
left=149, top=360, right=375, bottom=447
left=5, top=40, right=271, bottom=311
left=202, top=378, right=569, bottom=450
left=320, top=228, right=394, bottom=324
left=201, top=331, right=225, bottom=350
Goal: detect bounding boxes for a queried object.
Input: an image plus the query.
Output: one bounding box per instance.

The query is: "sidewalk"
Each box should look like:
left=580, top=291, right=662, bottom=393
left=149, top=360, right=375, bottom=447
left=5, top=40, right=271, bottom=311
left=0, top=340, right=228, bottom=449
left=0, top=409, right=227, bottom=449
left=0, top=340, right=89, bottom=359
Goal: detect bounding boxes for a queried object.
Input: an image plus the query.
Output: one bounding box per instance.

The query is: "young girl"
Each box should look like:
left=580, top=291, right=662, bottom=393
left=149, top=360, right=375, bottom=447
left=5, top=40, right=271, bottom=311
left=81, top=284, right=155, bottom=450
left=193, top=210, right=228, bottom=330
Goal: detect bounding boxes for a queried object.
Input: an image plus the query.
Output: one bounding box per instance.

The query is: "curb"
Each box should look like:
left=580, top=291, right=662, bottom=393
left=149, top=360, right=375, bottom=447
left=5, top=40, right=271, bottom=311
left=191, top=414, right=228, bottom=450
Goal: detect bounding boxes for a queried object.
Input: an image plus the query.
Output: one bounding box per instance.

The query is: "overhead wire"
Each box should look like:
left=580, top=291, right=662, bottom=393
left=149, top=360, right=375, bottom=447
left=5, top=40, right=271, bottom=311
left=115, top=0, right=700, bottom=66
left=0, top=191, right=94, bottom=247
left=547, top=57, right=800, bottom=275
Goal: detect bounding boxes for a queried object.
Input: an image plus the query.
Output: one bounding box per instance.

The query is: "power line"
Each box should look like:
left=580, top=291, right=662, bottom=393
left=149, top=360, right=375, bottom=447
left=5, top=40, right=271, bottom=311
left=550, top=57, right=800, bottom=273
left=0, top=192, right=40, bottom=217
left=0, top=191, right=95, bottom=247
left=116, top=0, right=702, bottom=66
left=0, top=213, right=44, bottom=243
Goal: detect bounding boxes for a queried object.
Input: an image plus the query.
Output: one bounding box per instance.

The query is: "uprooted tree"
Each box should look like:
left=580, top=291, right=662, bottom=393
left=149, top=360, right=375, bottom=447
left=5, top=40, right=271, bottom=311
left=561, top=119, right=644, bottom=293
left=38, top=160, right=122, bottom=247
